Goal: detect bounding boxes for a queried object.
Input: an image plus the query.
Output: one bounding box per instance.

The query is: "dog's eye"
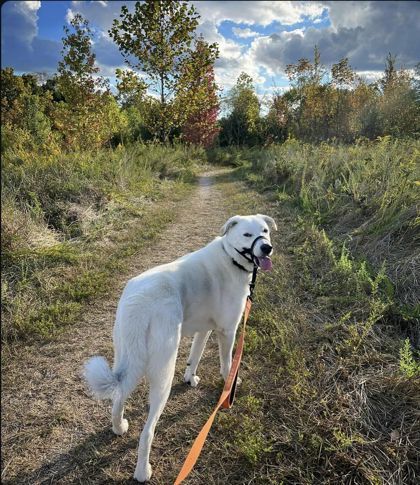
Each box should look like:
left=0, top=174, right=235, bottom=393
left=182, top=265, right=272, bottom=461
left=263, top=228, right=268, bottom=233
left=243, top=233, right=253, bottom=237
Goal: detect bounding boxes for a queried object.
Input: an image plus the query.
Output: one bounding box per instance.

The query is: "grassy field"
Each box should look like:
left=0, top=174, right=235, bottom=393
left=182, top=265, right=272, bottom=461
left=1, top=143, right=204, bottom=344
left=1, top=138, right=419, bottom=483
left=206, top=139, right=419, bottom=484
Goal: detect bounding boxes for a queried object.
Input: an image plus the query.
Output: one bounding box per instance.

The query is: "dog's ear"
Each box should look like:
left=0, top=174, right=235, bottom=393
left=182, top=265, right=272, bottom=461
left=221, top=215, right=242, bottom=236
left=257, top=214, right=277, bottom=231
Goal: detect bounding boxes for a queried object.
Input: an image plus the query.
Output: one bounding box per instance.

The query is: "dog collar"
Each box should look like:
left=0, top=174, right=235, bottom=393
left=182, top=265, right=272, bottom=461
left=231, top=257, right=252, bottom=273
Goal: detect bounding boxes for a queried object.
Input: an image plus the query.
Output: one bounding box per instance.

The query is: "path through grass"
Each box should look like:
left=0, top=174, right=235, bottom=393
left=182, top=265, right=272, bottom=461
left=2, top=166, right=418, bottom=484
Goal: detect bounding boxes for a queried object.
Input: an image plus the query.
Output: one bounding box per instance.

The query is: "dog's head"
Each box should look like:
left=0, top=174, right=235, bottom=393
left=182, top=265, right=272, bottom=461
left=221, top=214, right=277, bottom=271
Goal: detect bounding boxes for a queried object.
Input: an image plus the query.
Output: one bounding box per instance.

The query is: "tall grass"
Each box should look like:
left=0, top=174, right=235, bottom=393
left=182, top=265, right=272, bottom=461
left=1, top=143, right=204, bottom=343
left=238, top=137, right=419, bottom=311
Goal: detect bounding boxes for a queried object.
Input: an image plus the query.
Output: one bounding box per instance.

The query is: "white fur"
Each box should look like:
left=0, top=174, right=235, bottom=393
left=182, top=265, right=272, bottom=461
left=84, top=214, right=275, bottom=482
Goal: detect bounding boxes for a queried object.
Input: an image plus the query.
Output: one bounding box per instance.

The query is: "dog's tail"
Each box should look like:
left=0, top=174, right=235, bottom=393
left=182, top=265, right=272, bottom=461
left=84, top=356, right=118, bottom=400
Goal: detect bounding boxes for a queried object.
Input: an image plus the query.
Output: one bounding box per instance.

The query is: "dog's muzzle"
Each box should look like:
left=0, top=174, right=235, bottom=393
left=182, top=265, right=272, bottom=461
left=235, top=235, right=273, bottom=271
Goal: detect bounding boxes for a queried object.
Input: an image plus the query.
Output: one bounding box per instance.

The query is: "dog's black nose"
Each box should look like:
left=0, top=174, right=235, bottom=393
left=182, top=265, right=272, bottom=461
left=261, top=243, right=272, bottom=255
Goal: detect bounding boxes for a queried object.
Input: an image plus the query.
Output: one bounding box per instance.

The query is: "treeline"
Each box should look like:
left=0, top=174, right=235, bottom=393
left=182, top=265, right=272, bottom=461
left=2, top=1, right=419, bottom=158
left=220, top=48, right=420, bottom=146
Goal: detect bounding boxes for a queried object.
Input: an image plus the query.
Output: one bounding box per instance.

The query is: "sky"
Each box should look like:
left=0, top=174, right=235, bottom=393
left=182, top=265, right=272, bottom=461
left=1, top=0, right=419, bottom=99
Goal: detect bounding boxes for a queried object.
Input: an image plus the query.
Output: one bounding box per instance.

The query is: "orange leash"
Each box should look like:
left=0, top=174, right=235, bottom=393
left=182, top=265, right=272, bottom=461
left=173, top=297, right=252, bottom=485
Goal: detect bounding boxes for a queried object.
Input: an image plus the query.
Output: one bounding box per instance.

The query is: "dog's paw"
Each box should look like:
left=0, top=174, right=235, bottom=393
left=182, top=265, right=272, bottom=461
left=189, top=375, right=200, bottom=387
left=112, top=418, right=129, bottom=436
left=134, top=462, right=152, bottom=482
left=184, top=369, right=200, bottom=387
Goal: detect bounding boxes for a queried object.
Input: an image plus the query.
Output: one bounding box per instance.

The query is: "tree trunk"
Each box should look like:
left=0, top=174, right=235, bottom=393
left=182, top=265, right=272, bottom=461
left=160, top=72, right=167, bottom=143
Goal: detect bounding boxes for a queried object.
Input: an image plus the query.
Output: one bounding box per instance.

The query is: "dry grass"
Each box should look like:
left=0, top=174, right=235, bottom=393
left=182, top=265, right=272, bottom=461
left=238, top=137, right=420, bottom=310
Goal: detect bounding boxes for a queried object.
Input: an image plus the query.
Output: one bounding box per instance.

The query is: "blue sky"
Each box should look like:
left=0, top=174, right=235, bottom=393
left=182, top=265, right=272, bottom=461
left=2, top=1, right=419, bottom=99
left=37, top=1, right=70, bottom=39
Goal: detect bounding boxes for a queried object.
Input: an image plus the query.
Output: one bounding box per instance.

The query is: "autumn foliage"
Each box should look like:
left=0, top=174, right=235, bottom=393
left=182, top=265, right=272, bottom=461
left=219, top=48, right=419, bottom=146
left=177, top=38, right=220, bottom=147
left=181, top=67, right=220, bottom=148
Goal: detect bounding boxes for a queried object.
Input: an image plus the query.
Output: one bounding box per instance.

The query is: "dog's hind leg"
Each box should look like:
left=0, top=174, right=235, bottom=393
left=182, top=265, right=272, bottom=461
left=184, top=331, right=212, bottom=387
left=111, top=360, right=140, bottom=435
left=111, top=306, right=148, bottom=436
left=134, top=315, right=181, bottom=483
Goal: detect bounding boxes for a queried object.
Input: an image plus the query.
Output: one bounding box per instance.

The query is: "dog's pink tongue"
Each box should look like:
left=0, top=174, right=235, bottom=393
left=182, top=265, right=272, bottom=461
left=258, top=256, right=273, bottom=271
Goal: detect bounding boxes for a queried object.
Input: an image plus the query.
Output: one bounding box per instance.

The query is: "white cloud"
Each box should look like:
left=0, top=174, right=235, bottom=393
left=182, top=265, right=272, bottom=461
left=192, top=1, right=326, bottom=27
left=65, top=8, right=75, bottom=24
left=246, top=33, right=291, bottom=76
left=246, top=1, right=420, bottom=75
left=232, top=27, right=260, bottom=39
left=325, top=1, right=372, bottom=31
left=13, top=0, right=41, bottom=43
left=23, top=1, right=41, bottom=11
left=355, top=71, right=383, bottom=83
left=69, top=1, right=127, bottom=31
left=197, top=21, right=258, bottom=89
left=283, top=28, right=305, bottom=38
left=192, top=2, right=327, bottom=91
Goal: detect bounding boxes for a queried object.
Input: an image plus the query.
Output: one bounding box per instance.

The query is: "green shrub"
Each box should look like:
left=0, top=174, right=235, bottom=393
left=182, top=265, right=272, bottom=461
left=399, top=338, right=420, bottom=377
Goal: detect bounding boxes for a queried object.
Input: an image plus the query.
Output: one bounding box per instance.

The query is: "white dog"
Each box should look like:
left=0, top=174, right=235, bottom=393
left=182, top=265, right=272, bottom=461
left=84, top=214, right=276, bottom=482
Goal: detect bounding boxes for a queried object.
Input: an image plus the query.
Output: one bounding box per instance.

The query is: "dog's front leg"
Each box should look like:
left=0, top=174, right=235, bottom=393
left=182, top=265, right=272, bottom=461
left=216, top=329, right=236, bottom=381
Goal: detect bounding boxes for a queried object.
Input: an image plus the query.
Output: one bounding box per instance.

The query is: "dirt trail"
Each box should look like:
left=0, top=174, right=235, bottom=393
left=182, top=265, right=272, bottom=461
left=2, top=169, right=238, bottom=484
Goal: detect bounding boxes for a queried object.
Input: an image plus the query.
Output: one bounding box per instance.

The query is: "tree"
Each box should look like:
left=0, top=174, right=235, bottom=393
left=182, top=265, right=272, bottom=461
left=180, top=66, right=220, bottom=147
left=378, top=54, right=419, bottom=137
left=114, top=69, right=149, bottom=143
left=1, top=67, right=29, bottom=125
left=175, top=36, right=220, bottom=147
left=110, top=0, right=215, bottom=142
left=41, top=78, right=65, bottom=103
left=284, top=46, right=330, bottom=141
left=265, top=94, right=289, bottom=144
left=353, top=80, right=383, bottom=139
left=286, top=45, right=326, bottom=90
left=222, top=73, right=261, bottom=146
left=379, top=53, right=398, bottom=93
left=53, top=14, right=123, bottom=149
left=1, top=67, right=53, bottom=150
left=413, top=62, right=420, bottom=103
left=330, top=58, right=357, bottom=141
left=57, top=14, right=105, bottom=105
left=115, top=68, right=148, bottom=108
left=331, top=58, right=355, bottom=89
